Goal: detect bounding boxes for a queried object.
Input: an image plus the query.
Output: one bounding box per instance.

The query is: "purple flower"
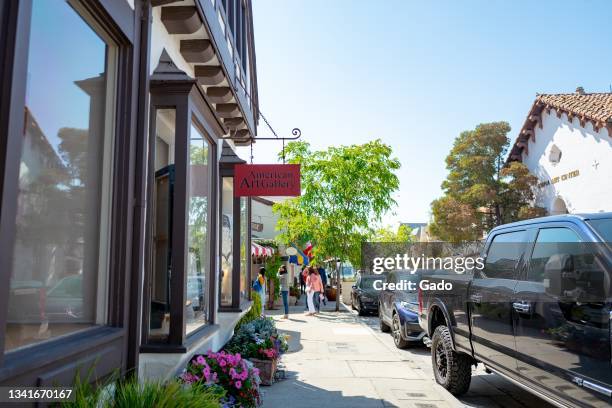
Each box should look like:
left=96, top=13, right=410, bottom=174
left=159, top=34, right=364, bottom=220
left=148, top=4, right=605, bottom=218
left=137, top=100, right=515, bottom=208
left=235, top=380, right=242, bottom=389
left=196, top=355, right=206, bottom=365
left=219, top=359, right=227, bottom=367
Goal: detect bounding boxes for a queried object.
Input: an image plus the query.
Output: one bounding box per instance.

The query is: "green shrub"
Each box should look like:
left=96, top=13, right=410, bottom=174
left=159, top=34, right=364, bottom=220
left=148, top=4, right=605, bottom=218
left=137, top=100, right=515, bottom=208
left=234, top=291, right=261, bottom=332
left=61, top=373, right=224, bottom=408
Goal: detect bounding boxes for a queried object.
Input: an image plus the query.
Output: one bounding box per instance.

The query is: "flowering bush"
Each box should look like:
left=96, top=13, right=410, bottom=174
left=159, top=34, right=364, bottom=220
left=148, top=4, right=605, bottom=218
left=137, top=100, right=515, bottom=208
left=181, top=351, right=261, bottom=408
left=225, top=317, right=289, bottom=361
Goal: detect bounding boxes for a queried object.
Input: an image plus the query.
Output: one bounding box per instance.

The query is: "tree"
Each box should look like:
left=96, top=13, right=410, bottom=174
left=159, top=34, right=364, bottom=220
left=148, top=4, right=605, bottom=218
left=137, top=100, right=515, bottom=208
left=273, top=140, right=400, bottom=311
left=371, top=224, right=413, bottom=242
left=430, top=122, right=545, bottom=242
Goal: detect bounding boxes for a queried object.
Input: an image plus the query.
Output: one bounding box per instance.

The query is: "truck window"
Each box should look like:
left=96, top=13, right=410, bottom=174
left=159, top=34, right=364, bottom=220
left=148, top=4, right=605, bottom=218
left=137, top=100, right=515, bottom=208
left=529, top=228, right=581, bottom=282
left=588, top=218, right=612, bottom=242
left=482, top=230, right=527, bottom=279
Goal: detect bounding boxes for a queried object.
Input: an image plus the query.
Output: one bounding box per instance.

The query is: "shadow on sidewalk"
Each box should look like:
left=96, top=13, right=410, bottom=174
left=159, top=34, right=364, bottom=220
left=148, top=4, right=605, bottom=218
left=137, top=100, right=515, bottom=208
left=263, top=369, right=401, bottom=408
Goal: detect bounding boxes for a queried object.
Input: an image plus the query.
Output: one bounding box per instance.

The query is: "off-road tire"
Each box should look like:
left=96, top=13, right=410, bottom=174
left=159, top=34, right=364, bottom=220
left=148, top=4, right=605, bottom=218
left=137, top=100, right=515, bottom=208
left=379, top=306, right=390, bottom=332
left=431, top=325, right=471, bottom=395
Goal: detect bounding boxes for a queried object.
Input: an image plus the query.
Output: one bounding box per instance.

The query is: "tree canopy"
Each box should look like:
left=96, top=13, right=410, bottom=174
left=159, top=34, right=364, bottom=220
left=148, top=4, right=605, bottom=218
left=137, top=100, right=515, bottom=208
left=273, top=140, right=401, bottom=309
left=430, top=122, right=545, bottom=242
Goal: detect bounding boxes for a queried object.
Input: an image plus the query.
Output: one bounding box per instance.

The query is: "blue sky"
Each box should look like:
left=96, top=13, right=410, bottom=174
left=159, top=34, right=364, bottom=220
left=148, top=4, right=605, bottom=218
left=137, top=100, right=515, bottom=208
left=237, top=0, right=612, bottom=226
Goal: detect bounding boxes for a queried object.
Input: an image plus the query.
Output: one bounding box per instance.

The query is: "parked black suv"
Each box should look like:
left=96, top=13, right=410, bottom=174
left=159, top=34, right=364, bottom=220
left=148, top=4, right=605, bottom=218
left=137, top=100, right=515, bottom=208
left=419, top=214, right=612, bottom=408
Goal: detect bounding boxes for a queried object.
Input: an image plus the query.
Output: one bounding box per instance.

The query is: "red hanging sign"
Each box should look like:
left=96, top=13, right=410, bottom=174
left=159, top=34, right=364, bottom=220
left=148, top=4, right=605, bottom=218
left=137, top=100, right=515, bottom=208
left=234, top=164, right=301, bottom=197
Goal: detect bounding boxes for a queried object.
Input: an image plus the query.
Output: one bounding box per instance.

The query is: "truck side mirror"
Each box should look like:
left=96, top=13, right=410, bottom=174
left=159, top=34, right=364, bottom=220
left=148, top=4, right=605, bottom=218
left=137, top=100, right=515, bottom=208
left=543, top=253, right=574, bottom=297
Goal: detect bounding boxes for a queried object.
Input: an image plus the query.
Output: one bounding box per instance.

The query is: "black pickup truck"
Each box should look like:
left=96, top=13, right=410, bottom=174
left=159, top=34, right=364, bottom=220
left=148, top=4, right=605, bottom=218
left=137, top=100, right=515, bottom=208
left=418, top=213, right=612, bottom=408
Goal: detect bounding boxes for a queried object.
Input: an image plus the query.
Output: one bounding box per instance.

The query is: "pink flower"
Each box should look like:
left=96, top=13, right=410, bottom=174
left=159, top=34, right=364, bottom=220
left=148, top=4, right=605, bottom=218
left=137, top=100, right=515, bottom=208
left=196, top=355, right=206, bottom=365
left=235, top=353, right=241, bottom=362
left=235, top=380, right=242, bottom=389
left=219, top=359, right=227, bottom=367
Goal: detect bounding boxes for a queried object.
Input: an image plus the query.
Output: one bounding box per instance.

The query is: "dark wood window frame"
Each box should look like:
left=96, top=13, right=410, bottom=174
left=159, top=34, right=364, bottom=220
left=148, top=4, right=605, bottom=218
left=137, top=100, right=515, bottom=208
left=142, top=77, right=221, bottom=353
left=0, top=0, right=142, bottom=385
left=218, top=165, right=252, bottom=312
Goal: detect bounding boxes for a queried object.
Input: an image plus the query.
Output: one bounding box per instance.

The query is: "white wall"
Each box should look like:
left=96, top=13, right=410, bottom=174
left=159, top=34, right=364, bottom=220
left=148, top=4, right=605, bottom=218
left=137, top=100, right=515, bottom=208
left=251, top=200, right=280, bottom=241
left=522, top=110, right=612, bottom=214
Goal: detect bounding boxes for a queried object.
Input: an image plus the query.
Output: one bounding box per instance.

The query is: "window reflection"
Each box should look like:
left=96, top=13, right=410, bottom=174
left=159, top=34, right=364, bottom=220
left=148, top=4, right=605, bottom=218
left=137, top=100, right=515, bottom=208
left=149, top=109, right=176, bottom=342
left=6, top=0, right=114, bottom=351
left=240, top=197, right=248, bottom=301
left=186, top=122, right=211, bottom=334
left=220, top=178, right=234, bottom=306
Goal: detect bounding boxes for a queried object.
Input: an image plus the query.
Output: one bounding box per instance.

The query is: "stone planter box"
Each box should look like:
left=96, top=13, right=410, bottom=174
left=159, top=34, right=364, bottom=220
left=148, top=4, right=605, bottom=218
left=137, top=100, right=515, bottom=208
left=250, top=358, right=277, bottom=386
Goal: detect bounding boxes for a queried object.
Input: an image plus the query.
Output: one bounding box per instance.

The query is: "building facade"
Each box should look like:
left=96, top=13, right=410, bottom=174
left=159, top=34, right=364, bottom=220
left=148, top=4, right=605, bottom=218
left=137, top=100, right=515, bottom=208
left=508, top=90, right=612, bottom=215
left=0, top=0, right=258, bottom=387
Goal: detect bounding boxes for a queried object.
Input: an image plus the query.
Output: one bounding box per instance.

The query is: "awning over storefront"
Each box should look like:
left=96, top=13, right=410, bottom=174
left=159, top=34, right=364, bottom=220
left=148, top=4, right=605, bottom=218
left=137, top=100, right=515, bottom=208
left=251, top=242, right=274, bottom=257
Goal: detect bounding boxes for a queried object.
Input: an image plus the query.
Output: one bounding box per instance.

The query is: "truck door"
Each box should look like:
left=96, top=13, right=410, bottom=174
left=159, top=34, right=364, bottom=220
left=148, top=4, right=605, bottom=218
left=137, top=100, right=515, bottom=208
left=514, top=226, right=612, bottom=405
left=469, top=229, right=528, bottom=371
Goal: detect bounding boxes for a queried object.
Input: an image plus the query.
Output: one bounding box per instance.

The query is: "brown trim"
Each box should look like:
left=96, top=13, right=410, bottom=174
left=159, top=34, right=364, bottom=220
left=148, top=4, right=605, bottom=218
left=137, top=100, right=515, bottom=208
left=0, top=0, right=32, bottom=366
left=169, top=97, right=190, bottom=346
left=127, top=0, right=151, bottom=372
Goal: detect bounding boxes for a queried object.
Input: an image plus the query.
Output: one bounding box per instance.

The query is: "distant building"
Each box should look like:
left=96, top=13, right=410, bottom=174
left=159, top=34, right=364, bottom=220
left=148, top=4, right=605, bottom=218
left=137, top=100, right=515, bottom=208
left=251, top=197, right=281, bottom=241
left=507, top=89, right=612, bottom=214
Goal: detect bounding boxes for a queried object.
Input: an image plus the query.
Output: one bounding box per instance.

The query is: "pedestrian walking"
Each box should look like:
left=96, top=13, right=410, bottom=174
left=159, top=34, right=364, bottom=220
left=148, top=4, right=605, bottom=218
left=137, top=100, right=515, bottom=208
left=299, top=266, right=306, bottom=294
left=253, top=267, right=266, bottom=316
left=305, top=267, right=323, bottom=315
left=279, top=265, right=289, bottom=319
left=318, top=265, right=328, bottom=305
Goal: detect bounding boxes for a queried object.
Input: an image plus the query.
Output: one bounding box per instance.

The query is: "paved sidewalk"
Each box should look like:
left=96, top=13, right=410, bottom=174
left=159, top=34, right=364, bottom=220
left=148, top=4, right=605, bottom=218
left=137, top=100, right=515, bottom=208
left=261, top=300, right=463, bottom=408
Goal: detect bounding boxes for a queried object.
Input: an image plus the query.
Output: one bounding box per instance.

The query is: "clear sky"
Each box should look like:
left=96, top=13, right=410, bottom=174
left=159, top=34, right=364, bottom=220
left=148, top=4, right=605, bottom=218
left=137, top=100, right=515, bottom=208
left=237, top=0, right=612, bottom=226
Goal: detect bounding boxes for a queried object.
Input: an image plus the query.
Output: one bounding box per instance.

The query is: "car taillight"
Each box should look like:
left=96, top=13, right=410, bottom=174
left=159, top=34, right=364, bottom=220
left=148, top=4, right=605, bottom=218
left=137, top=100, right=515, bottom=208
left=417, top=286, right=423, bottom=314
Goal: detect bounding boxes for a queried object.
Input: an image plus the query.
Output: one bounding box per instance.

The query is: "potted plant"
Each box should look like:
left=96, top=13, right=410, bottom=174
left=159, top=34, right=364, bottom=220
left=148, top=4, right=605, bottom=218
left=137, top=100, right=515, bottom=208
left=224, top=317, right=289, bottom=386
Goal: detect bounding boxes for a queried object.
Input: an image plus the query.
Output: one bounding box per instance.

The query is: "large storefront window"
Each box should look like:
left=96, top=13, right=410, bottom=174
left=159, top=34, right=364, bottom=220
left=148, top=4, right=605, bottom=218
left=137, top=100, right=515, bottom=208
left=149, top=108, right=176, bottom=342
left=220, top=178, right=234, bottom=306
left=186, top=122, right=211, bottom=334
left=240, top=197, right=248, bottom=301
left=6, top=0, right=115, bottom=351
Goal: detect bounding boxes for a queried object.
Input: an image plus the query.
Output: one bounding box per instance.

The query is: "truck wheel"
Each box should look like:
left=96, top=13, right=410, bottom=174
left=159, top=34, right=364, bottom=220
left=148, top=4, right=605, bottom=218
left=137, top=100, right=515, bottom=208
left=431, top=325, right=471, bottom=395
left=379, top=307, right=390, bottom=332
left=392, top=313, right=409, bottom=349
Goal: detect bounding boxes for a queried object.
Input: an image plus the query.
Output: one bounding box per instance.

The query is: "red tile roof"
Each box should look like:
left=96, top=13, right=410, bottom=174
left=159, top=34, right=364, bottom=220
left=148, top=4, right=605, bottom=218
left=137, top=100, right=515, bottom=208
left=507, top=92, right=612, bottom=163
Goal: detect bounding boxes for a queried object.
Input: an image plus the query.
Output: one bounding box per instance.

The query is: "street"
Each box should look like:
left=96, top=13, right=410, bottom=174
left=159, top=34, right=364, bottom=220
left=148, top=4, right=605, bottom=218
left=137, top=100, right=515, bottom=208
left=262, top=299, right=554, bottom=408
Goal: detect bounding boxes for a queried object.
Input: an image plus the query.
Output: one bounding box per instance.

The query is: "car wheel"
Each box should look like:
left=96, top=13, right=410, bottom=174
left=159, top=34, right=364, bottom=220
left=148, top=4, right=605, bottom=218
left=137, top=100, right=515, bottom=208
left=357, top=301, right=365, bottom=316
left=431, top=325, right=472, bottom=395
left=392, top=313, right=409, bottom=349
left=379, top=306, right=390, bottom=332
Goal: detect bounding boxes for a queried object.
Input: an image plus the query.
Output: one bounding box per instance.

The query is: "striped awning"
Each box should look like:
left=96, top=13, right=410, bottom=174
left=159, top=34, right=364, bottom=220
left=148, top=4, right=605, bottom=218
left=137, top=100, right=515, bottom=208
left=251, top=242, right=274, bottom=257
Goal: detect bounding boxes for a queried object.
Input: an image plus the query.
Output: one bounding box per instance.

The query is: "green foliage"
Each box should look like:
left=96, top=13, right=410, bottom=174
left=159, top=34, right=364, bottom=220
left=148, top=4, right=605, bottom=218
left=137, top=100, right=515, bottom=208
left=225, top=317, right=288, bottom=360
left=61, top=372, right=224, bottom=408
left=274, top=140, right=400, bottom=268
left=370, top=224, right=413, bottom=242
left=264, top=255, right=282, bottom=300
left=235, top=291, right=262, bottom=332
left=430, top=122, right=546, bottom=241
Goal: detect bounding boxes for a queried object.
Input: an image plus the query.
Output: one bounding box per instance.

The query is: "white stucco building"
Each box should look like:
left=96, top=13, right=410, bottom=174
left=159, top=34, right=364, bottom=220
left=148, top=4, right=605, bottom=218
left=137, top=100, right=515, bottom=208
left=507, top=89, right=612, bottom=215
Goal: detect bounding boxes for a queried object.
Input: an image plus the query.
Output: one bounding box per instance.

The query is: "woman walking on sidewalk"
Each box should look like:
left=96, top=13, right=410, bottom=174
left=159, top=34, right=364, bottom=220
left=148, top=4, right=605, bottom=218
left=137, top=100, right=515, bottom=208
left=279, top=265, right=289, bottom=319
left=305, top=267, right=323, bottom=316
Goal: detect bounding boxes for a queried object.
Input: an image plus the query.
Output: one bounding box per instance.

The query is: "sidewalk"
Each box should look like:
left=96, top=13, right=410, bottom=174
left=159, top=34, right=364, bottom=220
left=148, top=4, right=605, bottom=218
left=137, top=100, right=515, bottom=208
left=261, top=298, right=463, bottom=408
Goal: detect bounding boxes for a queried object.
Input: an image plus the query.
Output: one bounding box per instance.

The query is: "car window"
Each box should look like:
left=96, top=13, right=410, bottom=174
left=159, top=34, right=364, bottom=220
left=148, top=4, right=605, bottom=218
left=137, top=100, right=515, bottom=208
left=482, top=230, right=527, bottom=279
left=359, top=277, right=377, bottom=289
left=528, top=227, right=581, bottom=282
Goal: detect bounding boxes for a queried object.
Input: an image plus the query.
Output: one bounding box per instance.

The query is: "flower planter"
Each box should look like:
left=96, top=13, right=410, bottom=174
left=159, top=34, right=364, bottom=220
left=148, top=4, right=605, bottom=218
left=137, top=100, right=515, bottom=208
left=250, top=358, right=277, bottom=386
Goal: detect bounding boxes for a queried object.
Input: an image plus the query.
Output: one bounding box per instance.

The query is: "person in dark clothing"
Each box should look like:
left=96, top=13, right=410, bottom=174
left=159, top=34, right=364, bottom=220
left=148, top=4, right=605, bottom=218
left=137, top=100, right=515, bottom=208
left=299, top=265, right=306, bottom=294
left=318, top=266, right=328, bottom=305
